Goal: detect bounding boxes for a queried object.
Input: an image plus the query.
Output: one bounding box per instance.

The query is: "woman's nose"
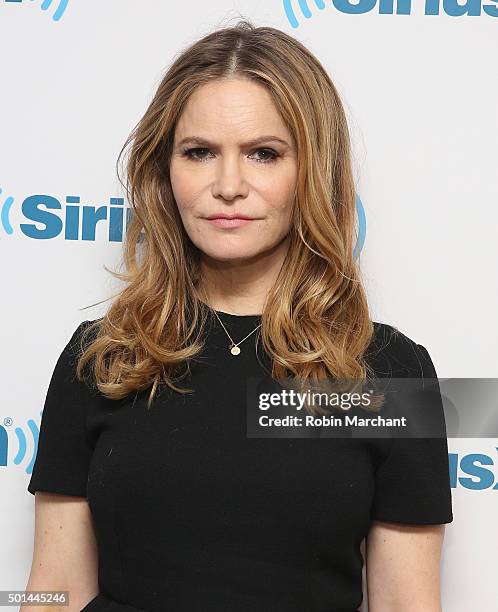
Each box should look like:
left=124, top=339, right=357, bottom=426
left=211, top=155, right=249, bottom=201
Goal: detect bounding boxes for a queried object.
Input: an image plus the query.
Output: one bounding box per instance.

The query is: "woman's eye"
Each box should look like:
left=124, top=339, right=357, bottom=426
left=250, top=148, right=279, bottom=164
left=182, top=147, right=278, bottom=164
left=183, top=147, right=212, bottom=162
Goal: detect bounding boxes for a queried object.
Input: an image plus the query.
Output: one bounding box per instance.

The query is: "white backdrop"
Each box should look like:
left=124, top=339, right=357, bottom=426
left=1, top=1, right=497, bottom=610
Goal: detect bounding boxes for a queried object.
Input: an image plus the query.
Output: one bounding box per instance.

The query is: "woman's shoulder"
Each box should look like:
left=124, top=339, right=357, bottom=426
left=59, top=318, right=104, bottom=374
left=366, top=321, right=436, bottom=378
left=67, top=317, right=102, bottom=349
left=72, top=317, right=105, bottom=339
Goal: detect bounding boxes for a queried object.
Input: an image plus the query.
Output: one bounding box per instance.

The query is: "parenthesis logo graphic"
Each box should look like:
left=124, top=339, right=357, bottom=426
left=35, top=0, right=69, bottom=21
left=4, top=0, right=70, bottom=21
left=283, top=0, right=326, bottom=28
left=0, top=186, right=15, bottom=237
left=0, top=414, right=40, bottom=474
left=354, top=193, right=366, bottom=260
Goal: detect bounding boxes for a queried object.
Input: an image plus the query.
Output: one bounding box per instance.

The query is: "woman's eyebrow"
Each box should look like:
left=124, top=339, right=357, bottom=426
left=176, top=135, right=291, bottom=148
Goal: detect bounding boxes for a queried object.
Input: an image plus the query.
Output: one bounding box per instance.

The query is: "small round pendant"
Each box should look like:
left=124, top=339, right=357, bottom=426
left=230, top=345, right=241, bottom=355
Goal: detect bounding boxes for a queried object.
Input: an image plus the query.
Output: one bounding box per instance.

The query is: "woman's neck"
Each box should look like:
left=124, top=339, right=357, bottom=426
left=198, top=235, right=290, bottom=316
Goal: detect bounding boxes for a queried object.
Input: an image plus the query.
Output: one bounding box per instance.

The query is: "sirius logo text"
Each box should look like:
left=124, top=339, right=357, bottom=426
left=449, top=450, right=498, bottom=490
left=284, top=0, right=498, bottom=27
left=13, top=195, right=132, bottom=242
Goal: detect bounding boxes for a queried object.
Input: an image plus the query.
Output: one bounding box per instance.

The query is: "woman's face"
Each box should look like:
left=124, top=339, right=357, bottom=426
left=169, top=77, right=298, bottom=263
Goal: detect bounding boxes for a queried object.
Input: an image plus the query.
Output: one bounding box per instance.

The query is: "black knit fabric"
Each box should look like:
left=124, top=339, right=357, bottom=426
left=28, top=314, right=453, bottom=612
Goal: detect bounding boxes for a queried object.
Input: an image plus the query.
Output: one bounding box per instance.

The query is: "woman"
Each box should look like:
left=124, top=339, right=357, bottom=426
left=25, top=19, right=452, bottom=612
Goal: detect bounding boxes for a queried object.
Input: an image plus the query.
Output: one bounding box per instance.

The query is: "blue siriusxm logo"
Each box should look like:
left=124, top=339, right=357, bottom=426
left=283, top=0, right=498, bottom=27
left=1, top=190, right=132, bottom=242
left=449, top=450, right=498, bottom=490
left=3, top=0, right=69, bottom=21
left=0, top=186, right=14, bottom=236
left=0, top=415, right=40, bottom=474
left=354, top=193, right=366, bottom=260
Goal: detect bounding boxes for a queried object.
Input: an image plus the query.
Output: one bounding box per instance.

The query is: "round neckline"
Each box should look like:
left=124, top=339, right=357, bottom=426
left=198, top=300, right=262, bottom=319
left=212, top=308, right=262, bottom=320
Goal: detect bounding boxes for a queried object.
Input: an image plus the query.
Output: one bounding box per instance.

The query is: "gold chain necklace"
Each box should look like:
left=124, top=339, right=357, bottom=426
left=212, top=309, right=262, bottom=356
left=198, top=286, right=262, bottom=355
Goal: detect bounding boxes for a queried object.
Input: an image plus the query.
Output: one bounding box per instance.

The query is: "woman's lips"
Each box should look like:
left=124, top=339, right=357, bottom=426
left=206, top=217, right=254, bottom=228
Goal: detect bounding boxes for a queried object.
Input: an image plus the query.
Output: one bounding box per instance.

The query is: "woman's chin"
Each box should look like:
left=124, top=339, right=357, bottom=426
left=199, top=245, right=265, bottom=264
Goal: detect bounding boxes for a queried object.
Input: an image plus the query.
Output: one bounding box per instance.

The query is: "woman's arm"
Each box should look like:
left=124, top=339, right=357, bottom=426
left=22, top=492, right=99, bottom=612
left=366, top=520, right=446, bottom=612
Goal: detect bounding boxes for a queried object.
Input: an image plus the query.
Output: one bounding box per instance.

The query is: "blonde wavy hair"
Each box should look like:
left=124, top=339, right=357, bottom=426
left=77, top=18, right=378, bottom=412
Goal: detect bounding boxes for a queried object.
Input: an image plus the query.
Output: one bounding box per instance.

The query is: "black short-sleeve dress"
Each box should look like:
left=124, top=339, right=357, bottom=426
left=27, top=314, right=453, bottom=612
